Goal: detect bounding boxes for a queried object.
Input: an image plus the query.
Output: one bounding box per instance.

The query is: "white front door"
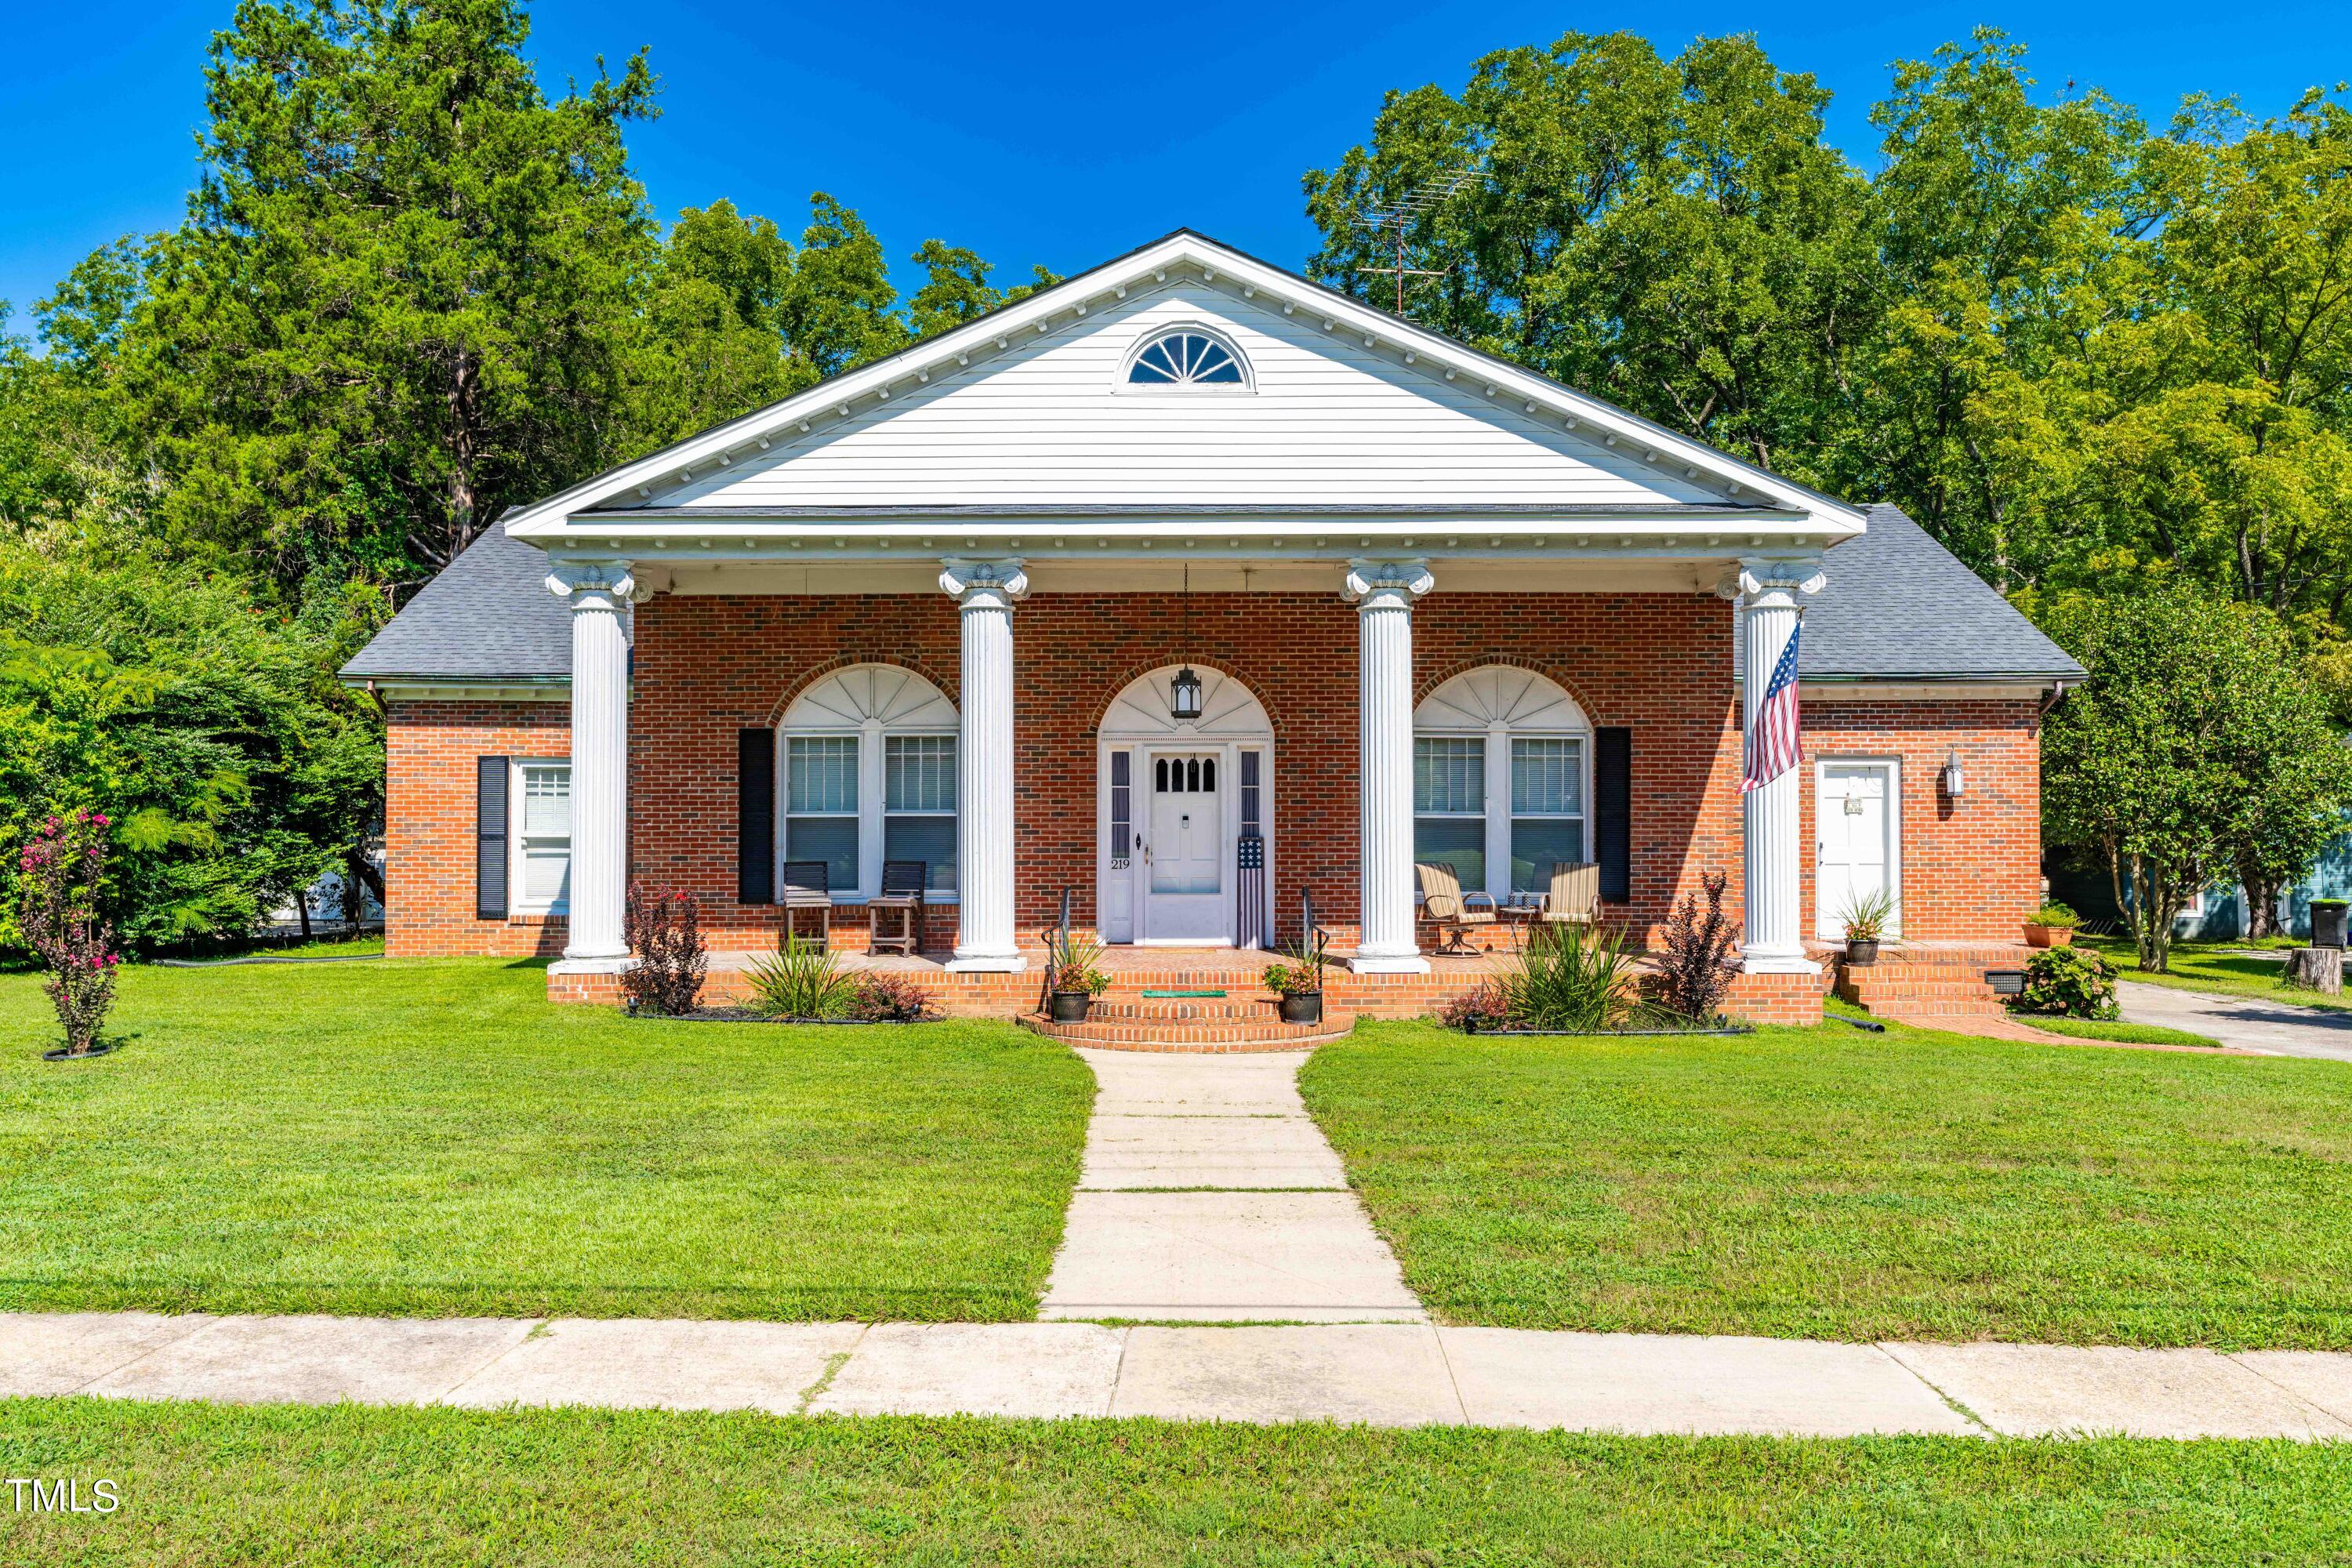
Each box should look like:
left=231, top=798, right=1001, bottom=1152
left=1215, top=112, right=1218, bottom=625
left=1816, top=760, right=1897, bottom=939
left=1141, top=750, right=1227, bottom=942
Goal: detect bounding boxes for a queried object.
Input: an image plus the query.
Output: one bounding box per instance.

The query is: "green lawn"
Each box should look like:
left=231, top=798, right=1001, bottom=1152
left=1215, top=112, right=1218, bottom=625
left=0, top=960, right=1092, bottom=1321
left=2019, top=1015, right=2222, bottom=1049
left=5, top=1399, right=2349, bottom=1566
left=2082, top=934, right=2352, bottom=1014
left=1301, top=1018, right=2352, bottom=1348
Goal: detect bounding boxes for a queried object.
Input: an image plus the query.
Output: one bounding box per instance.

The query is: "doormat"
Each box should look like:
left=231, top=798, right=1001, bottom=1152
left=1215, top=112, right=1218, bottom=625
left=1141, top=989, right=1228, bottom=998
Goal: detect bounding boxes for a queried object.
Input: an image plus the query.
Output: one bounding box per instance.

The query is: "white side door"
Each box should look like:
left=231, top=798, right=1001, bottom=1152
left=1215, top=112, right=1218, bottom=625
left=1140, top=750, right=1228, bottom=942
left=1816, top=760, right=1896, bottom=939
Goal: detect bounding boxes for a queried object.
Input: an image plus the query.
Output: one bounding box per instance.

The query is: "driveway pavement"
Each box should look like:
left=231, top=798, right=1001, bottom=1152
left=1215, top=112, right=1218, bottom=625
left=2118, top=979, right=2352, bottom=1062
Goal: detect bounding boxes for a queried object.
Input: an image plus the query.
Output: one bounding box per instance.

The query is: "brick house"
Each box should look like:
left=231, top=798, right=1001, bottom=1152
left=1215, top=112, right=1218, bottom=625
left=343, top=231, right=2080, bottom=1027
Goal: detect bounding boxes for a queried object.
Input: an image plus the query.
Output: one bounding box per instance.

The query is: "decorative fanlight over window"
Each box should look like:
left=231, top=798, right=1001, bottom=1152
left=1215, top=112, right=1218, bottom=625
left=1127, top=330, right=1246, bottom=387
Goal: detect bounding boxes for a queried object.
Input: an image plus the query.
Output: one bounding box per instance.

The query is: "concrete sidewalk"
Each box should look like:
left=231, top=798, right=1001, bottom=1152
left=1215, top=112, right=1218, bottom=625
left=1037, top=1048, right=1425, bottom=1323
left=9, top=1311, right=2352, bottom=1437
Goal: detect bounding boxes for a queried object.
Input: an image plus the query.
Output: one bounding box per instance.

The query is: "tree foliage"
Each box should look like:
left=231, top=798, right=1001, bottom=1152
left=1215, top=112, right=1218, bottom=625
left=2036, top=591, right=2352, bottom=970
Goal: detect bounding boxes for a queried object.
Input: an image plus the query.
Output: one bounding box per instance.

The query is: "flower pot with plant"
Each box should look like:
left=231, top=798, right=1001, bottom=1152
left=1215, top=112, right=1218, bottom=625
left=1043, top=925, right=1110, bottom=1022
left=1263, top=926, right=1330, bottom=1025
left=1840, top=887, right=1896, bottom=966
left=2024, top=900, right=2079, bottom=948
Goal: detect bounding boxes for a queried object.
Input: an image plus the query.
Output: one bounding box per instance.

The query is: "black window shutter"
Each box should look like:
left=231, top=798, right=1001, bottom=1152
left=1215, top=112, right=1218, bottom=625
left=476, top=757, right=509, bottom=920
left=738, top=728, right=776, bottom=905
left=1595, top=728, right=1632, bottom=903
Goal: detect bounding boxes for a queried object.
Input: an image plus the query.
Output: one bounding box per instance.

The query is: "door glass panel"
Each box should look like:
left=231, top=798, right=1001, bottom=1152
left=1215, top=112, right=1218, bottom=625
left=1109, top=750, right=1131, bottom=868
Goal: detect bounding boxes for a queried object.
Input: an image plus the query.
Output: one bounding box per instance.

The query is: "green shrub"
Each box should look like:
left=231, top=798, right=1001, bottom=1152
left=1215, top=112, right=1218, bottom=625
left=2029, top=900, right=2081, bottom=928
left=743, top=934, right=854, bottom=1019
left=1504, top=923, right=1642, bottom=1030
left=2014, top=945, right=2118, bottom=1019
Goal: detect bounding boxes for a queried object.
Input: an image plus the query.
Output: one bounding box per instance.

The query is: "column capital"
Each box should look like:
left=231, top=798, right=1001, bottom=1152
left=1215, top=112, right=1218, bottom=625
left=1716, top=555, right=1824, bottom=606
left=1341, top=558, right=1435, bottom=608
left=938, top=557, right=1029, bottom=608
left=545, top=558, right=638, bottom=609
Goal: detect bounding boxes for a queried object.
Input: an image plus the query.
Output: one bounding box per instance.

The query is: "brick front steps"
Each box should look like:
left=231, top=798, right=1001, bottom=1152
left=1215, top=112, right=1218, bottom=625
left=1018, top=996, right=1354, bottom=1052
left=1828, top=942, right=2035, bottom=1025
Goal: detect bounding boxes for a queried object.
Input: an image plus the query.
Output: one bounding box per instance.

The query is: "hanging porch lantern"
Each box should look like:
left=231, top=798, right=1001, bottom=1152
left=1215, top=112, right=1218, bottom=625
left=1169, top=564, right=1203, bottom=721
left=1170, top=664, right=1204, bottom=721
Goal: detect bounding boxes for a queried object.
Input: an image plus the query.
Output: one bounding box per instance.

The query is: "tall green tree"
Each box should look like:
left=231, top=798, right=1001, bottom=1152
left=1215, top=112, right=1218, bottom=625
left=130, top=0, right=659, bottom=583
left=1303, top=31, right=1876, bottom=476
left=2038, top=590, right=2352, bottom=970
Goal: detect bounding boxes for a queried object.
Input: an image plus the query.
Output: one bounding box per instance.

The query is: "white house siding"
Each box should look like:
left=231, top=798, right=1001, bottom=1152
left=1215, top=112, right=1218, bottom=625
left=652, top=285, right=1717, bottom=511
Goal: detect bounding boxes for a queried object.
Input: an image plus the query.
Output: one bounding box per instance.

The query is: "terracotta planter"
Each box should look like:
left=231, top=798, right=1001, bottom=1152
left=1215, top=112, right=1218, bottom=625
left=1048, top=991, right=1092, bottom=1023
left=1278, top=993, right=1323, bottom=1025
left=1846, top=938, right=1880, bottom=966
left=2024, top=924, right=2074, bottom=948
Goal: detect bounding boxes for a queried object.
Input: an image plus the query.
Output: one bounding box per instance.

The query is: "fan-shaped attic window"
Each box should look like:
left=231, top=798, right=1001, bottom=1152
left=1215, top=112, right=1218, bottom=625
left=1125, top=328, right=1249, bottom=389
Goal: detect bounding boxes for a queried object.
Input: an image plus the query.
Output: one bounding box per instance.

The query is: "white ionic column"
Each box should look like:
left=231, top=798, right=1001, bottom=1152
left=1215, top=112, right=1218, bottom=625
left=940, top=558, right=1028, bottom=973
left=546, top=559, right=635, bottom=967
left=1733, top=557, right=1824, bottom=974
left=1344, top=560, right=1434, bottom=974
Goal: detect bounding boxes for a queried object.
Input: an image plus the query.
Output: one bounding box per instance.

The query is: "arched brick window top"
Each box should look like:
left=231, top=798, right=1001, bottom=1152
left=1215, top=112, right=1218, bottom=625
left=1411, top=666, right=1590, bottom=903
left=782, top=664, right=957, bottom=730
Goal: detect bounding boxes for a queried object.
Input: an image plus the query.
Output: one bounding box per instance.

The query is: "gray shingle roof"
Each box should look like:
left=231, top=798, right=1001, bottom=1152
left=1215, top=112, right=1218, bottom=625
left=340, top=516, right=575, bottom=682
left=1785, top=504, right=2083, bottom=682
left=345, top=504, right=2079, bottom=689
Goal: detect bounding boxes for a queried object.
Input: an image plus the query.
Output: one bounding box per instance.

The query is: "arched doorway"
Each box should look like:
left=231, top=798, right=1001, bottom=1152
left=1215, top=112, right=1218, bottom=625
left=1097, top=666, right=1275, bottom=946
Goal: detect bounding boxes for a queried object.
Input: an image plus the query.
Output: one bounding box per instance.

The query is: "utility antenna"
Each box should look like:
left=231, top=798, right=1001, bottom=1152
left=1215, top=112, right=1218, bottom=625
left=1351, top=169, right=1477, bottom=316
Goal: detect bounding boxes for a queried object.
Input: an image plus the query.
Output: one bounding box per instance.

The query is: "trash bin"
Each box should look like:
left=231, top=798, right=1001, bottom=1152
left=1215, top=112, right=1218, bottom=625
left=2314, top=900, right=2349, bottom=949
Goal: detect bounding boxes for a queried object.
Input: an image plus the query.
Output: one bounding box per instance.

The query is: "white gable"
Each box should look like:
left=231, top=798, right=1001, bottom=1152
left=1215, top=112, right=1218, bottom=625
left=647, top=283, right=1714, bottom=511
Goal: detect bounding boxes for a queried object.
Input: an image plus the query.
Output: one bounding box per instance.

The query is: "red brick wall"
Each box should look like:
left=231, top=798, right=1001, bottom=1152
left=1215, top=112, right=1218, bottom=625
left=383, top=699, right=571, bottom=958
left=381, top=597, right=2049, bottom=960
left=1798, top=698, right=2045, bottom=944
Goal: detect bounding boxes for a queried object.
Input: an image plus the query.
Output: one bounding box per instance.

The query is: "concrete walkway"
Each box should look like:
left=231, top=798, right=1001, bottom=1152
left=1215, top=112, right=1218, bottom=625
left=1036, top=1048, right=1425, bottom=1323
left=2119, top=978, right=2352, bottom=1062
left=11, top=1310, right=2352, bottom=1437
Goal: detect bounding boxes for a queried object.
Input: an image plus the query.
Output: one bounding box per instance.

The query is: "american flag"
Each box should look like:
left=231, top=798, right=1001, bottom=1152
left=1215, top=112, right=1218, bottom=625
left=1742, top=621, right=1802, bottom=793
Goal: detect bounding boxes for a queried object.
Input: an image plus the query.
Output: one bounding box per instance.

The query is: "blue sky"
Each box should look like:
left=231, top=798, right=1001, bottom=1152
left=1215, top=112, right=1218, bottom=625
left=2, top=1, right=2340, bottom=322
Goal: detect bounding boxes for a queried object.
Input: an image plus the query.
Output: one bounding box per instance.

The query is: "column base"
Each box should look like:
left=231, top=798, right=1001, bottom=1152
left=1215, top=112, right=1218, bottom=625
left=550, top=953, right=636, bottom=974
left=945, top=953, right=1029, bottom=975
left=1348, top=953, right=1432, bottom=975
left=1740, top=946, right=1820, bottom=976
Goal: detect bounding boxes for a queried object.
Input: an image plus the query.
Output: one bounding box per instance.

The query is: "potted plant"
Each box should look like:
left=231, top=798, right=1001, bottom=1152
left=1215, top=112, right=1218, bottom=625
left=2024, top=900, right=2080, bottom=949
left=1263, top=927, right=1330, bottom=1025
left=1043, top=926, right=1109, bottom=1022
left=1840, top=887, right=1896, bottom=966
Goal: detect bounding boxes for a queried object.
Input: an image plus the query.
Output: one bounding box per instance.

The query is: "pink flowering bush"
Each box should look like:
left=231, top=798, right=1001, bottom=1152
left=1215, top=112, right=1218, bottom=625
left=19, top=811, right=122, bottom=1056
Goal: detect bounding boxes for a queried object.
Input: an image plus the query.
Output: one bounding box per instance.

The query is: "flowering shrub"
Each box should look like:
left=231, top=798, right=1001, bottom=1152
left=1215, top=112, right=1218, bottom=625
left=1437, top=980, right=1512, bottom=1032
left=846, top=971, right=935, bottom=1022
left=621, top=884, right=708, bottom=1015
left=1653, top=871, right=1741, bottom=1021
left=19, top=811, right=122, bottom=1056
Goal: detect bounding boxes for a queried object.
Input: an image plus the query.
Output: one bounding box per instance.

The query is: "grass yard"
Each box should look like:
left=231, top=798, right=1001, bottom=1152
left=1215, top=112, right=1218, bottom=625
left=0, top=960, right=1092, bottom=1321
left=2019, top=1015, right=2222, bottom=1049
left=5, top=1399, right=2350, bottom=1566
left=1301, top=1018, right=2352, bottom=1348
left=2082, top=934, right=2352, bottom=1014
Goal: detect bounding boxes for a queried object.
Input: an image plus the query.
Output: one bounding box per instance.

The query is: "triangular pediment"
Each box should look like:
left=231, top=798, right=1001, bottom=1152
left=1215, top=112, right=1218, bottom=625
left=506, top=231, right=1860, bottom=543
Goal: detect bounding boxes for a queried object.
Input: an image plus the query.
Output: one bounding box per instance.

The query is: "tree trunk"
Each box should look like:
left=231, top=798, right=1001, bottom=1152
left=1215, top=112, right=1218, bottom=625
left=2241, top=867, right=2281, bottom=942
left=296, top=891, right=313, bottom=942
left=2285, top=946, right=2344, bottom=995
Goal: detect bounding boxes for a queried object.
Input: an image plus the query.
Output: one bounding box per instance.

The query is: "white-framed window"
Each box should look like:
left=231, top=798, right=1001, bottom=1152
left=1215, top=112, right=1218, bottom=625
left=779, top=665, right=961, bottom=902
left=1120, top=325, right=1252, bottom=390
left=512, top=758, right=572, bottom=915
left=1412, top=667, right=1591, bottom=903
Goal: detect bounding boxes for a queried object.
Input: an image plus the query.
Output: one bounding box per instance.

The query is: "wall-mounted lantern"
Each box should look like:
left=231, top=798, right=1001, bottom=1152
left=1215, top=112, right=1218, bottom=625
left=1941, top=750, right=1966, bottom=799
